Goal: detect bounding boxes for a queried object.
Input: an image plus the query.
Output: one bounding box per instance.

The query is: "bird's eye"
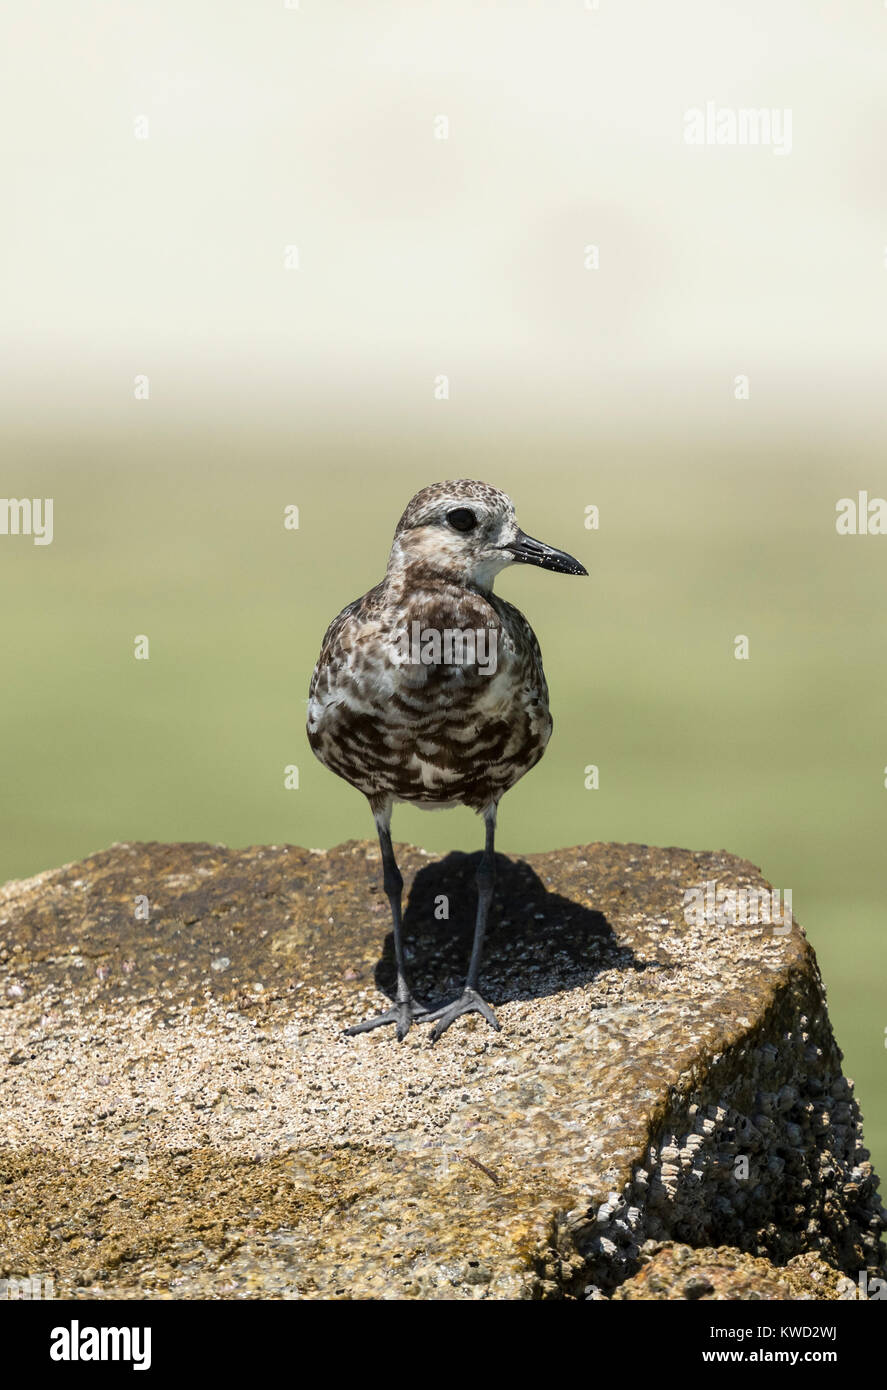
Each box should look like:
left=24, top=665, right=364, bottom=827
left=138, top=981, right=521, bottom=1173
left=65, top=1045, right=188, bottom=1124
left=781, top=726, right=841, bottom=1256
left=447, top=508, right=477, bottom=532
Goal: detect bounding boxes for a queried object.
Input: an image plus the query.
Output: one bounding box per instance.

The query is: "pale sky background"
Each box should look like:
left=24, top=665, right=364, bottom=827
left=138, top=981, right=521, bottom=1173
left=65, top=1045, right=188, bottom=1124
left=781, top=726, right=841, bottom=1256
left=2, top=0, right=886, bottom=431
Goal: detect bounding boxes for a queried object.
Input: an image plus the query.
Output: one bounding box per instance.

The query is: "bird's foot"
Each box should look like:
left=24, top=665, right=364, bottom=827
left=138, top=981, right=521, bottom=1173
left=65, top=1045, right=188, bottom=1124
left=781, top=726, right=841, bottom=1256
left=424, top=987, right=501, bottom=1043
left=344, top=995, right=430, bottom=1042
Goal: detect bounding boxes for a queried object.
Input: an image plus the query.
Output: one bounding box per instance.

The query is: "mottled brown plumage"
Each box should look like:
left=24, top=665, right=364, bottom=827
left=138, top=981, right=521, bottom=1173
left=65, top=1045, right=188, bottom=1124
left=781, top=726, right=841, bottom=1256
left=308, top=582, right=550, bottom=813
left=306, top=480, right=587, bottom=1041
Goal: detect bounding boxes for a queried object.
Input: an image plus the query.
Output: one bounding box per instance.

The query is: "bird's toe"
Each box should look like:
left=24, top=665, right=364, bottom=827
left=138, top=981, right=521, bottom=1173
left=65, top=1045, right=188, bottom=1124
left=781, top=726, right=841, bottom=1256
left=426, top=987, right=501, bottom=1043
left=344, top=995, right=430, bottom=1042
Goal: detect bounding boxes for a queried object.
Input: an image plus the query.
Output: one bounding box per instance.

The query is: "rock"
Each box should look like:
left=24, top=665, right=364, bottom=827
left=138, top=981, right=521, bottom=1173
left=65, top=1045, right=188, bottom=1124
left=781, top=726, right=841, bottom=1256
left=0, top=839, right=883, bottom=1299
left=612, top=1242, right=856, bottom=1300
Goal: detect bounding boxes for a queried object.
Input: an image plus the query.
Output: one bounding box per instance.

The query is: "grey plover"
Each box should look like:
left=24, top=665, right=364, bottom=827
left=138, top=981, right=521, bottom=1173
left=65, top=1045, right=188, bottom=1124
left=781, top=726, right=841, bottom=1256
left=307, top=480, right=587, bottom=1041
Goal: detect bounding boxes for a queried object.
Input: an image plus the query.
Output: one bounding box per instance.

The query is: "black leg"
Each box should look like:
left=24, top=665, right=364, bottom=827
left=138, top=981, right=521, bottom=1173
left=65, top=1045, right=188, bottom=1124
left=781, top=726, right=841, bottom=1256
left=344, top=810, right=429, bottom=1041
left=425, top=805, right=501, bottom=1042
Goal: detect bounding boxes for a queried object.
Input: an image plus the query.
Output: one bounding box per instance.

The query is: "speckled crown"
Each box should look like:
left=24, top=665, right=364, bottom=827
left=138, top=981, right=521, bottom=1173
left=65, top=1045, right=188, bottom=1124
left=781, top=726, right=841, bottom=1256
left=393, top=480, right=513, bottom=536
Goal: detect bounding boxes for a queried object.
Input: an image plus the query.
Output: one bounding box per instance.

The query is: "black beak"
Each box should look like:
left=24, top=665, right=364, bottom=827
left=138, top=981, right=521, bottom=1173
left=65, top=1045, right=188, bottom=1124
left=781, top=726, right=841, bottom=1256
left=501, top=530, right=588, bottom=576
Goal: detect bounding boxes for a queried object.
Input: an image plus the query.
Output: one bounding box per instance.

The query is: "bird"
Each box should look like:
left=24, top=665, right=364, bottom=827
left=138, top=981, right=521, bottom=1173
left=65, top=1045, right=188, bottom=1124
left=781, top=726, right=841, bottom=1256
left=306, top=480, right=587, bottom=1042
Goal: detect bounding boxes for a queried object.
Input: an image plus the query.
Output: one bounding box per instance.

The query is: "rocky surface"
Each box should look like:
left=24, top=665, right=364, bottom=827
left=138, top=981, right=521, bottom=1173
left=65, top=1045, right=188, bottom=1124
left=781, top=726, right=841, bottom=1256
left=610, top=1242, right=856, bottom=1300
left=0, top=838, right=883, bottom=1299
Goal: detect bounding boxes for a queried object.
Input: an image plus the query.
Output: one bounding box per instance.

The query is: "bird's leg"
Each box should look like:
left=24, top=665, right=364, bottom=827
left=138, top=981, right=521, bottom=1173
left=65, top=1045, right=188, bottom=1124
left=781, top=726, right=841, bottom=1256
left=426, top=805, right=501, bottom=1042
left=345, top=812, right=429, bottom=1041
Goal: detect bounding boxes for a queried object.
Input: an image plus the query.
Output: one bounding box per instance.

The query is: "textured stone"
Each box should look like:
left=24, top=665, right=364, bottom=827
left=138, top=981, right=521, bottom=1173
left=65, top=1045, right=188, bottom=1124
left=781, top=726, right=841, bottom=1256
left=612, top=1242, right=857, bottom=1300
left=0, top=839, right=883, bottom=1299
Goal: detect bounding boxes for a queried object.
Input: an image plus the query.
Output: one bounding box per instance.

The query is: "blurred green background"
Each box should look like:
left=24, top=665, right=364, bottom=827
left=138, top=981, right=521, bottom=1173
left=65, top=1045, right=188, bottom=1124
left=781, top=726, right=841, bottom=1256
left=1, top=0, right=884, bottom=1180
left=3, top=412, right=885, bottom=1174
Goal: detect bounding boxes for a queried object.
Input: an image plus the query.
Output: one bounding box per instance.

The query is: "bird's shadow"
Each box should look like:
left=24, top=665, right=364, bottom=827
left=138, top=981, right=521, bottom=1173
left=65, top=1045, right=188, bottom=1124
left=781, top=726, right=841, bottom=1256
left=370, top=850, right=653, bottom=1008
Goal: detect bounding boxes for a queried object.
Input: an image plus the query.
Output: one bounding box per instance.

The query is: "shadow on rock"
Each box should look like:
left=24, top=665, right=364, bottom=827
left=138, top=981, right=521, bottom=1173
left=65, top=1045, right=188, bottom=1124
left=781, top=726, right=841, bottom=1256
left=371, top=849, right=656, bottom=1009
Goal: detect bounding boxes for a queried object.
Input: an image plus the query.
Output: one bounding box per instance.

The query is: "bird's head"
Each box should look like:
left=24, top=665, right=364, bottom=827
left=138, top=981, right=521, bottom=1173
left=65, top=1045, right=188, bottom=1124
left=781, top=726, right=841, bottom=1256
left=386, top=480, right=587, bottom=592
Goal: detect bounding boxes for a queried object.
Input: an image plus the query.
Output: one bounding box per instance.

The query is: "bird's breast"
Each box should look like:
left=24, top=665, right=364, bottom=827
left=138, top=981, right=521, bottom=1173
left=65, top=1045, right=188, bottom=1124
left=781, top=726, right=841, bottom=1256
left=306, top=590, right=552, bottom=808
